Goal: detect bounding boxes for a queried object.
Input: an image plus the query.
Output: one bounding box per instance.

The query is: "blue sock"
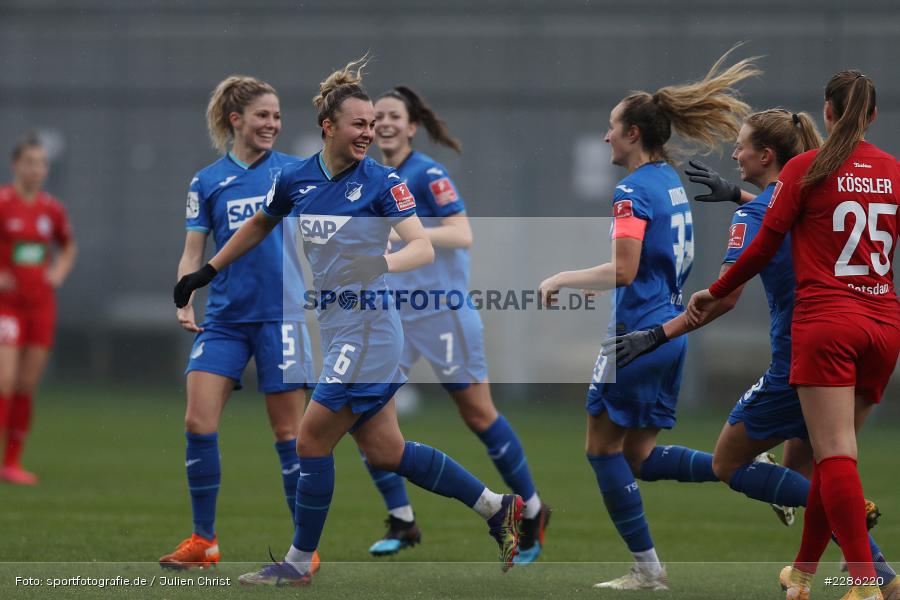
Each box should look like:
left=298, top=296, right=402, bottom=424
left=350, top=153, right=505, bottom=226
left=292, top=455, right=335, bottom=552
left=396, top=441, right=484, bottom=508
left=874, top=552, right=897, bottom=585
left=360, top=449, right=410, bottom=511
left=476, top=414, right=536, bottom=500
left=275, top=439, right=300, bottom=520
left=185, top=431, right=220, bottom=541
left=588, top=453, right=654, bottom=552
left=640, top=445, right=717, bottom=483
left=728, top=461, right=810, bottom=507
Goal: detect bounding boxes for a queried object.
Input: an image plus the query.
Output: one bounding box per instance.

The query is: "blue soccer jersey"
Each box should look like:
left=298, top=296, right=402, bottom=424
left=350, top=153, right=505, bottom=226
left=262, top=153, right=417, bottom=327
left=387, top=151, right=468, bottom=319
left=609, top=162, right=693, bottom=335
left=723, top=183, right=795, bottom=387
left=262, top=152, right=416, bottom=412
left=185, top=151, right=306, bottom=324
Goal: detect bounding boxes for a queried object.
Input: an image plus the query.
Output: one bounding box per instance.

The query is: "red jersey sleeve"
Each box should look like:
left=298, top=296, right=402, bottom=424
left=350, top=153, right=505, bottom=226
left=763, top=151, right=815, bottom=234
left=49, top=198, right=73, bottom=246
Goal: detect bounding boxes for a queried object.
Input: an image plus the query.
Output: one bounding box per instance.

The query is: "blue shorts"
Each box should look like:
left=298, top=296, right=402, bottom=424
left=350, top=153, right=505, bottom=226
left=400, top=306, right=489, bottom=392
left=312, top=310, right=406, bottom=432
left=185, top=321, right=314, bottom=394
left=727, top=372, right=807, bottom=441
left=586, top=335, right=686, bottom=430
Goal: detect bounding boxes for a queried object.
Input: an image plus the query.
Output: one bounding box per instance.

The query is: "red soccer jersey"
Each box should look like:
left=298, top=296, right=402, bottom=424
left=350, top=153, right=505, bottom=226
left=0, top=185, right=72, bottom=307
left=764, top=141, right=900, bottom=324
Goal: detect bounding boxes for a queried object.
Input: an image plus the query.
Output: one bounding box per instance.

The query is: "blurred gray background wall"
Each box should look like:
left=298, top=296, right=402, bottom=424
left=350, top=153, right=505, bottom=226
left=2, top=0, right=900, bottom=406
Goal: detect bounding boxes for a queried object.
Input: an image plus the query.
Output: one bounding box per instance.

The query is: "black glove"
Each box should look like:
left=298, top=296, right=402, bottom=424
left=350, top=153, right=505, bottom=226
left=684, top=159, right=741, bottom=203
left=600, top=325, right=668, bottom=368
left=174, top=263, right=218, bottom=308
left=335, top=254, right=388, bottom=286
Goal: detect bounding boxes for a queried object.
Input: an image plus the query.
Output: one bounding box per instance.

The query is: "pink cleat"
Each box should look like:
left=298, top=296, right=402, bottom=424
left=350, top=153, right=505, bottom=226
left=0, top=465, right=38, bottom=485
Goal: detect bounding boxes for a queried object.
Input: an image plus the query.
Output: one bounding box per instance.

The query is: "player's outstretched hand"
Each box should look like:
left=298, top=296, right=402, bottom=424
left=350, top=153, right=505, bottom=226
left=336, top=254, right=388, bottom=286
left=600, top=325, right=668, bottom=368
left=176, top=305, right=204, bottom=333
left=685, top=288, right=719, bottom=328
left=684, top=159, right=741, bottom=203
left=174, top=263, right=217, bottom=308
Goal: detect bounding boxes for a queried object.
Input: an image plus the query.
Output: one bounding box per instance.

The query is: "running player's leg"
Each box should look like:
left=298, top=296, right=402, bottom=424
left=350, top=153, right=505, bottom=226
left=158, top=371, right=232, bottom=570
left=0, top=318, right=18, bottom=451
left=795, top=387, right=873, bottom=580
left=265, top=390, right=305, bottom=518
left=712, top=422, right=809, bottom=508
left=361, top=329, right=417, bottom=550
left=354, top=398, right=523, bottom=571
left=587, top=412, right=667, bottom=589
left=360, top=397, right=418, bottom=555
left=3, top=345, right=49, bottom=484
left=277, top=399, right=359, bottom=579
left=254, top=320, right=314, bottom=521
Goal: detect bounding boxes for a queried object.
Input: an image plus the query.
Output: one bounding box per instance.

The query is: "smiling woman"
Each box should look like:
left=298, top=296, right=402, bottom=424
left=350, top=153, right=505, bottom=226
left=159, top=74, right=317, bottom=572
left=173, top=56, right=527, bottom=586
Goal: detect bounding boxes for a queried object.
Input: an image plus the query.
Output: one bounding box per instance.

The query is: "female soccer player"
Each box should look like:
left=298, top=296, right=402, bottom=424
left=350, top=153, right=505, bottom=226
left=158, top=76, right=317, bottom=570
left=0, top=134, right=76, bottom=486
left=363, top=86, right=548, bottom=564
left=687, top=71, right=900, bottom=600
left=538, top=49, right=760, bottom=590
left=605, top=109, right=898, bottom=599
left=174, top=58, right=522, bottom=585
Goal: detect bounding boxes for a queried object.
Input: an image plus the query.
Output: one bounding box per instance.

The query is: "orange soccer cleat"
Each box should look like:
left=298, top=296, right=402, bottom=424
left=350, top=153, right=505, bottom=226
left=0, top=465, right=38, bottom=486
left=159, top=534, right=221, bottom=570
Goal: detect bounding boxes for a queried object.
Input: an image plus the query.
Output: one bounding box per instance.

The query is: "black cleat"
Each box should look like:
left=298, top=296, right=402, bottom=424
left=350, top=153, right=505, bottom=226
left=368, top=516, right=422, bottom=556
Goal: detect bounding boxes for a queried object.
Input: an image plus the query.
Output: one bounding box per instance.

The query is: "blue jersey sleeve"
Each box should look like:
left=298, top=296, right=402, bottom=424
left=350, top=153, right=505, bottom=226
left=262, top=167, right=292, bottom=218
left=377, top=170, right=418, bottom=221
left=723, top=206, right=763, bottom=263
left=612, top=181, right=652, bottom=221
left=185, top=174, right=210, bottom=233
left=420, top=166, right=465, bottom=217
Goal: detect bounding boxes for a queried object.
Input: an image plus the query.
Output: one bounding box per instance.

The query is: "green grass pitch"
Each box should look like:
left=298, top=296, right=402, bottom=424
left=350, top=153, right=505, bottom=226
left=0, top=384, right=896, bottom=599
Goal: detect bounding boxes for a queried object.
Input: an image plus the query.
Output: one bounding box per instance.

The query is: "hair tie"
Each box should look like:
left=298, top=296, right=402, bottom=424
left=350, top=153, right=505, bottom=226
left=791, top=113, right=800, bottom=125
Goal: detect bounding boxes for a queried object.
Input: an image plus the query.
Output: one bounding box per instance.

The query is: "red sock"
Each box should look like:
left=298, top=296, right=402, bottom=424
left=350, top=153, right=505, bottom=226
left=818, top=456, right=875, bottom=580
left=3, top=392, right=32, bottom=468
left=794, top=462, right=831, bottom=574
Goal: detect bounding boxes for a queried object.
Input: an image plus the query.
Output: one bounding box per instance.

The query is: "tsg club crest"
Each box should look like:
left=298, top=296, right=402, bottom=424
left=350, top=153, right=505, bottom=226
left=345, top=182, right=363, bottom=202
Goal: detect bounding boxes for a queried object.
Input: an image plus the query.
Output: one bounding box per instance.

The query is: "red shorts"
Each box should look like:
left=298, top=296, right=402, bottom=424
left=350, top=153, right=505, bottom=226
left=0, top=302, right=56, bottom=348
left=790, top=315, right=900, bottom=404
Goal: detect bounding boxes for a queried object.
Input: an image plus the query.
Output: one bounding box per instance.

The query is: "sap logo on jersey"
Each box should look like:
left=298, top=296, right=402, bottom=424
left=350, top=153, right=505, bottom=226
left=299, top=215, right=352, bottom=244
left=226, top=196, right=265, bottom=230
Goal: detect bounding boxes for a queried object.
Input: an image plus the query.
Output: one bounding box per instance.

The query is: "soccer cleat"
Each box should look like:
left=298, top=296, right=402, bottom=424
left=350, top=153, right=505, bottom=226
left=839, top=585, right=883, bottom=600
left=238, top=561, right=311, bottom=587
left=755, top=452, right=795, bottom=526
left=487, top=494, right=523, bottom=572
left=866, top=500, right=882, bottom=530
left=0, top=465, right=38, bottom=486
left=780, top=565, right=813, bottom=600
left=839, top=499, right=883, bottom=572
left=368, top=516, right=422, bottom=556
left=881, top=577, right=899, bottom=600
left=513, top=503, right=551, bottom=565
left=593, top=565, right=669, bottom=590
left=158, top=534, right=221, bottom=570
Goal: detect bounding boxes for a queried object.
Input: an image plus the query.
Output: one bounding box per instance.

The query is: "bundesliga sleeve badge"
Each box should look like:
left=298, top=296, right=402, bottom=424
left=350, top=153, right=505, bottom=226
left=186, top=191, right=200, bottom=219
left=728, top=223, right=747, bottom=249
left=613, top=199, right=633, bottom=218
left=429, top=177, right=458, bottom=206
left=391, top=183, right=416, bottom=211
